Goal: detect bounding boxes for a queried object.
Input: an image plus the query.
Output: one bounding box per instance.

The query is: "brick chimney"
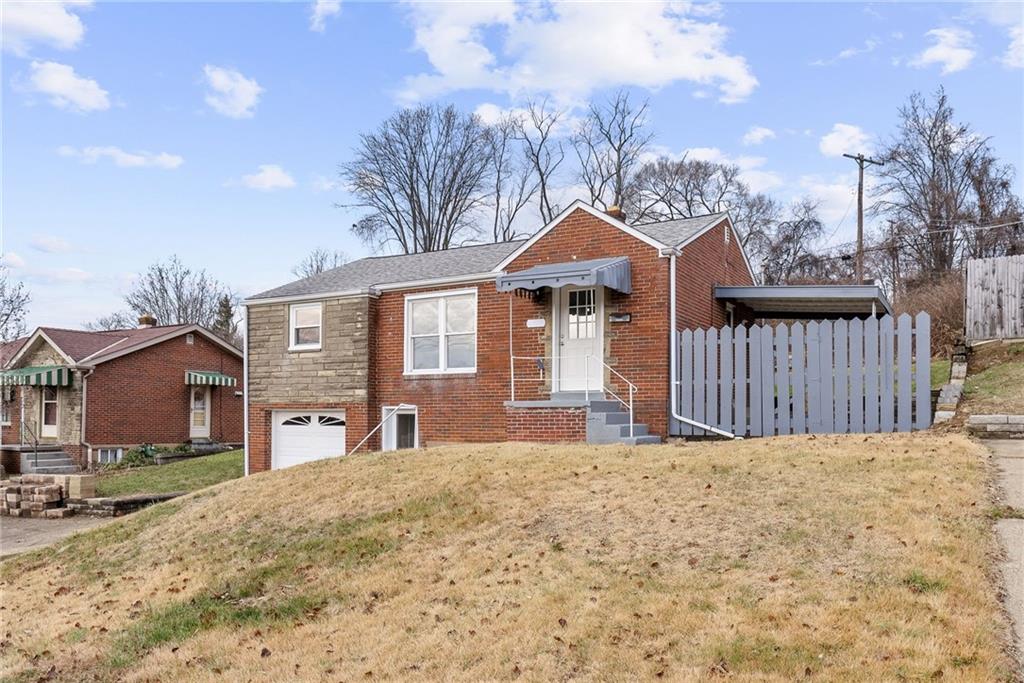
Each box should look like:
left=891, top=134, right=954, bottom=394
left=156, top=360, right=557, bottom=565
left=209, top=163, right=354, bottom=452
left=605, top=205, right=626, bottom=221
left=137, top=314, right=157, bottom=329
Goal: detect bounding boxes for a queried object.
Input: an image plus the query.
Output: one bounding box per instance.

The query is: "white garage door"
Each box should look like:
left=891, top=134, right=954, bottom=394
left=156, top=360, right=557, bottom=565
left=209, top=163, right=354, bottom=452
left=271, top=410, right=346, bottom=470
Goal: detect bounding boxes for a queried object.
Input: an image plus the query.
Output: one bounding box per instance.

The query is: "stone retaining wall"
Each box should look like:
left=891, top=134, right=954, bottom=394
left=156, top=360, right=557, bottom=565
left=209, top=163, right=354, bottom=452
left=967, top=415, right=1024, bottom=439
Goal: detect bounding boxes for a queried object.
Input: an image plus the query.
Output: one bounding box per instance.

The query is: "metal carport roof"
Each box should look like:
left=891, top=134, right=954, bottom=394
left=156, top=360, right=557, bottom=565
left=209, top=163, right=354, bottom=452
left=714, top=285, right=894, bottom=319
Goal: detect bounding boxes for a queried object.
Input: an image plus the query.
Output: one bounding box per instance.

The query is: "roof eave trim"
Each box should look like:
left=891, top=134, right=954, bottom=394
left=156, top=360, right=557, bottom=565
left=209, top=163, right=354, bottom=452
left=244, top=287, right=381, bottom=305
left=6, top=328, right=77, bottom=369
left=492, top=200, right=668, bottom=272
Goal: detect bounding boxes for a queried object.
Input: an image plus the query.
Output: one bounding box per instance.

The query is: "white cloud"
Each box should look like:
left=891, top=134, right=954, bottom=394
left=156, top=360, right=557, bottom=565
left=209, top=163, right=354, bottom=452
left=58, top=145, right=183, bottom=169
left=811, top=37, right=880, bottom=66
left=30, top=235, right=74, bottom=253
left=741, top=125, right=775, bottom=146
left=203, top=65, right=263, bottom=119
left=1, top=251, right=27, bottom=269
left=311, top=174, right=343, bottom=192
left=235, top=164, right=296, bottom=191
left=399, top=1, right=757, bottom=105
left=27, top=60, right=109, bottom=112
left=1004, top=25, right=1023, bottom=68
left=310, top=0, right=341, bottom=32
left=819, top=123, right=871, bottom=158
left=1, top=1, right=91, bottom=55
left=910, top=27, right=975, bottom=74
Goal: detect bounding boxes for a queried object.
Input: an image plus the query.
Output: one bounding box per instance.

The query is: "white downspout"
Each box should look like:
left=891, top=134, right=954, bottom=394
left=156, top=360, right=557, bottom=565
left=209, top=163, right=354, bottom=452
left=667, top=250, right=738, bottom=439
left=242, top=304, right=250, bottom=476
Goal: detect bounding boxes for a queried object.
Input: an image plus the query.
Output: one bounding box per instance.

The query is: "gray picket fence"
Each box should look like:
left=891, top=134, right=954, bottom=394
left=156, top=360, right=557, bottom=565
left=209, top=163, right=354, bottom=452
left=674, top=313, right=931, bottom=437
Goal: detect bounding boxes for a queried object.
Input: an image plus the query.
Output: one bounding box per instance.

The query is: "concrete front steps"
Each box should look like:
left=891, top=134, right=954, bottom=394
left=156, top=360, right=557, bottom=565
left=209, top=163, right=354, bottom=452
left=547, top=393, right=661, bottom=446
left=20, top=447, right=80, bottom=474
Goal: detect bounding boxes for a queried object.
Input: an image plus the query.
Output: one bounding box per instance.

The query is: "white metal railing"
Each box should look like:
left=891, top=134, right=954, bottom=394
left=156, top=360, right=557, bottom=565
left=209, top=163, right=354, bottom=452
left=510, top=355, right=638, bottom=438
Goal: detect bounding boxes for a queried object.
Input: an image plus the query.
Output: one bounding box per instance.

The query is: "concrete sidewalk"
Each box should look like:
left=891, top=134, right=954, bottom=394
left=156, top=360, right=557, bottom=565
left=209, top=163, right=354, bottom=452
left=0, top=515, right=113, bottom=558
left=988, top=440, right=1024, bottom=673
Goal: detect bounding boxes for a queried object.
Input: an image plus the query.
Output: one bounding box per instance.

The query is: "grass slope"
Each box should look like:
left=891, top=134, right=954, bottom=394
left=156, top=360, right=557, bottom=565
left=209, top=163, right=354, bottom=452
left=964, top=342, right=1024, bottom=414
left=95, top=450, right=243, bottom=498
left=1, top=436, right=1016, bottom=682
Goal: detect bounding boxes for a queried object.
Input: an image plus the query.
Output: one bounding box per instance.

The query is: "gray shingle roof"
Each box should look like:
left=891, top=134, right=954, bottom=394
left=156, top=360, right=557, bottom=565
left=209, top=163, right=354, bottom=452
left=630, top=212, right=728, bottom=246
left=249, top=240, right=526, bottom=301
left=247, top=208, right=730, bottom=302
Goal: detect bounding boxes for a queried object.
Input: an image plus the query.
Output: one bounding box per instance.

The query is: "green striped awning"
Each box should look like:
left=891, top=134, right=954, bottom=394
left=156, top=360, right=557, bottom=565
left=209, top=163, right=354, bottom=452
left=0, top=365, right=74, bottom=386
left=185, top=370, right=237, bottom=387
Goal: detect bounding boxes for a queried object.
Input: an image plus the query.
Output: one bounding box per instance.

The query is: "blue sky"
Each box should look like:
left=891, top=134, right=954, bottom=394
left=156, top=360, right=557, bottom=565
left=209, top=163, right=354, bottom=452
left=2, top=1, right=1022, bottom=330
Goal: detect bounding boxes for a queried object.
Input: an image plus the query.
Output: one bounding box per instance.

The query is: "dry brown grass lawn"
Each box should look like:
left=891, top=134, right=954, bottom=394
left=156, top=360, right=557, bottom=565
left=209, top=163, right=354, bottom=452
left=0, top=435, right=1017, bottom=682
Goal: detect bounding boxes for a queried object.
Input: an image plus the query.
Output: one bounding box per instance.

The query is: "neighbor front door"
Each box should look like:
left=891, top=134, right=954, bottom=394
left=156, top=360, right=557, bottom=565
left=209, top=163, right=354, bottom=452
left=40, top=386, right=58, bottom=439
left=556, top=286, right=603, bottom=392
left=190, top=386, right=211, bottom=439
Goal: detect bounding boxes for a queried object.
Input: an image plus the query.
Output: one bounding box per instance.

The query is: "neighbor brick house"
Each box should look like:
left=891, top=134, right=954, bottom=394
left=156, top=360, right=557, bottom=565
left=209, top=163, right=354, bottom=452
left=243, top=200, right=756, bottom=474
left=1, top=322, right=243, bottom=473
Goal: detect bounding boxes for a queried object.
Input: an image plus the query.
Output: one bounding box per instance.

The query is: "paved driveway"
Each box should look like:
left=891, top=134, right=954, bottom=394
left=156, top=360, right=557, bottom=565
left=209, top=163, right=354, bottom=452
left=0, top=515, right=113, bottom=558
left=988, top=440, right=1024, bottom=673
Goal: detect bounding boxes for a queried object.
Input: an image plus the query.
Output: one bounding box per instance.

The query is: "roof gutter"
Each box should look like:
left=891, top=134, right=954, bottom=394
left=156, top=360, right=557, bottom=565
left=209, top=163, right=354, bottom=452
left=243, top=286, right=381, bottom=306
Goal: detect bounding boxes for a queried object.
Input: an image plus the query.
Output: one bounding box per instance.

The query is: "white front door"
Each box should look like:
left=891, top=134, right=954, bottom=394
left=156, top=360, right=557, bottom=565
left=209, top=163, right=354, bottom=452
left=272, top=410, right=347, bottom=470
left=190, top=386, right=211, bottom=439
left=557, top=286, right=603, bottom=392
left=40, top=386, right=58, bottom=438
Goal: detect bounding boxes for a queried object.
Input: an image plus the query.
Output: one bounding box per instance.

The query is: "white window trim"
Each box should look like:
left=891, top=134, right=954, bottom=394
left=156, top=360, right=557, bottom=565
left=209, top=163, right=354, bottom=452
left=382, top=405, right=419, bottom=451
left=403, top=288, right=478, bottom=375
left=288, top=302, right=323, bottom=352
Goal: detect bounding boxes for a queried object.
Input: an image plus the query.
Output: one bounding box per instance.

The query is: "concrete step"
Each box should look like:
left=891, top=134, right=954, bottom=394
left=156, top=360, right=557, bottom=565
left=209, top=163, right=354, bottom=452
left=20, top=451, right=73, bottom=462
left=26, top=464, right=80, bottom=474
left=587, top=399, right=624, bottom=414
left=617, top=424, right=649, bottom=437
left=619, top=435, right=662, bottom=446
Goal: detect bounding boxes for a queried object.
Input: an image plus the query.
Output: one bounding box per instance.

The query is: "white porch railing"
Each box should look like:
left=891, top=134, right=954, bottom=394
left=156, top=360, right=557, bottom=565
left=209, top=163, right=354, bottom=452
left=509, top=355, right=638, bottom=438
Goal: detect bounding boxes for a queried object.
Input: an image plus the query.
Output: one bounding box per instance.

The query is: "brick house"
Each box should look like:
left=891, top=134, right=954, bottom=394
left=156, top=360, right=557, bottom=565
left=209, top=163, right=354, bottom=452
left=1, top=322, right=243, bottom=474
left=243, top=200, right=757, bottom=474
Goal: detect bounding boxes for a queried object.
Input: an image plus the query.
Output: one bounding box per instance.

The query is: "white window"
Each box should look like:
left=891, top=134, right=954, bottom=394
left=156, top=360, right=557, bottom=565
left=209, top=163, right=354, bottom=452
left=97, top=448, right=123, bottom=464
left=1, top=392, right=11, bottom=426
left=382, top=406, right=418, bottom=451
left=404, top=289, right=477, bottom=374
left=186, top=333, right=195, bottom=345
left=289, top=302, right=323, bottom=351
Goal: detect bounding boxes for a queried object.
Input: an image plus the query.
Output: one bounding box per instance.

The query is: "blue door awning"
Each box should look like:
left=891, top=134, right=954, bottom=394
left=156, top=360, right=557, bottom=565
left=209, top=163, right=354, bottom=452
left=496, top=257, right=632, bottom=294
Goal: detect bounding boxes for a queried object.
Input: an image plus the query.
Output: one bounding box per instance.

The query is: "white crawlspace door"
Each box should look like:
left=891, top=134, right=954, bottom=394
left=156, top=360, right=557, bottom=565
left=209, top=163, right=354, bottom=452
left=556, top=286, right=603, bottom=392
left=189, top=385, right=211, bottom=439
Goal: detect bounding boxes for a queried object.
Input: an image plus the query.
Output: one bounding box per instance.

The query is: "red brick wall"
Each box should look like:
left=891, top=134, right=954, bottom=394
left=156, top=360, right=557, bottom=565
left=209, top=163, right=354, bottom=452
left=85, top=333, right=243, bottom=447
left=505, top=406, right=587, bottom=442
left=675, top=219, right=757, bottom=331
left=246, top=401, right=369, bottom=473
left=506, top=208, right=672, bottom=437
left=2, top=386, right=22, bottom=446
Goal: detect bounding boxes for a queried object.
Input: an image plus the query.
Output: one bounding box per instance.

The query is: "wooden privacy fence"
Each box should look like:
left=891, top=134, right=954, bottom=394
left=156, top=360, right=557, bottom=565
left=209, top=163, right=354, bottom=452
left=965, top=254, right=1024, bottom=342
left=675, top=313, right=931, bottom=437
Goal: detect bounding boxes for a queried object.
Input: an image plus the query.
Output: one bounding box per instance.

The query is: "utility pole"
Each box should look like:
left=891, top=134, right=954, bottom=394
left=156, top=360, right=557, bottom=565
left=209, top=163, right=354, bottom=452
left=843, top=152, right=883, bottom=284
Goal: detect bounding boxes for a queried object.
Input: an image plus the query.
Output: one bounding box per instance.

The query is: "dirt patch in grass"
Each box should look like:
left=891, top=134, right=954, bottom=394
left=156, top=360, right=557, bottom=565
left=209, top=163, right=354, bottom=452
left=95, top=449, right=243, bottom=498
left=962, top=342, right=1024, bottom=414
left=0, top=435, right=1016, bottom=682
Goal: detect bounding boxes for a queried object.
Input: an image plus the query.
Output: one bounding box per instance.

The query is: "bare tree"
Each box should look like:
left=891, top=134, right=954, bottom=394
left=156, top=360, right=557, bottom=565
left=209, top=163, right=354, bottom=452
left=872, top=88, right=1000, bottom=274
left=292, top=248, right=349, bottom=278
left=515, top=99, right=566, bottom=223
left=757, top=199, right=828, bottom=285
left=0, top=266, right=29, bottom=342
left=86, top=312, right=135, bottom=331
left=624, top=155, right=778, bottom=263
left=486, top=115, right=538, bottom=242
left=340, top=104, right=492, bottom=254
left=573, top=89, right=653, bottom=210
left=88, top=256, right=235, bottom=331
